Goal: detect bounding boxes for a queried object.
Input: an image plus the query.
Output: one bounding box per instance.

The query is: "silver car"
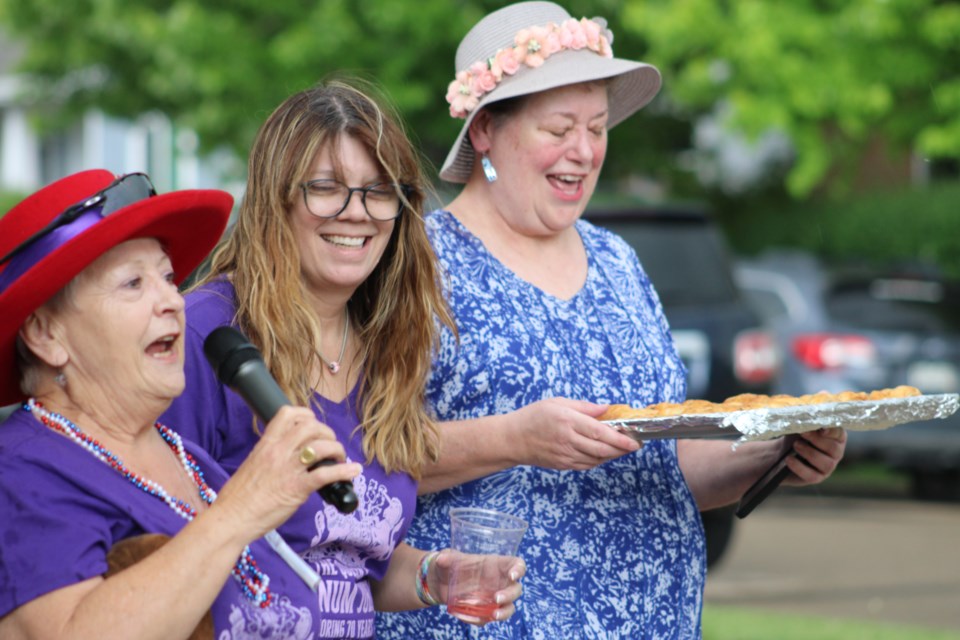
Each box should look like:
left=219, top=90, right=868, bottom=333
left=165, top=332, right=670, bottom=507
left=734, top=249, right=960, bottom=500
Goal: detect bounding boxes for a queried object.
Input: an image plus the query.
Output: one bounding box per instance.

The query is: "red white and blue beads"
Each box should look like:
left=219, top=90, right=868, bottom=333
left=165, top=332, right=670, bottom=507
left=27, top=398, right=272, bottom=608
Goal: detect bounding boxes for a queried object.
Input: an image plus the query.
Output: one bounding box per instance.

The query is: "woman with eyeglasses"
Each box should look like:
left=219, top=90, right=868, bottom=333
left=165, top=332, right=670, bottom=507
left=159, top=77, right=525, bottom=635
left=0, top=170, right=365, bottom=639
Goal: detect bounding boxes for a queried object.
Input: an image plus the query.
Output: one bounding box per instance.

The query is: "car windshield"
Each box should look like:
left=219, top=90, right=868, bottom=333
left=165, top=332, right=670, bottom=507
left=598, top=219, right=740, bottom=306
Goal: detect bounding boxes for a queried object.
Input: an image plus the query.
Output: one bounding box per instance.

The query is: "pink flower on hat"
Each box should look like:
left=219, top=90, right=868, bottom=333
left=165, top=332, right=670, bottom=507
left=559, top=18, right=588, bottom=49
left=470, top=61, right=498, bottom=96
left=446, top=70, right=480, bottom=118
left=581, top=18, right=602, bottom=48
left=515, top=24, right=562, bottom=68
left=493, top=48, right=521, bottom=78
left=445, top=16, right=615, bottom=119
left=582, top=18, right=612, bottom=57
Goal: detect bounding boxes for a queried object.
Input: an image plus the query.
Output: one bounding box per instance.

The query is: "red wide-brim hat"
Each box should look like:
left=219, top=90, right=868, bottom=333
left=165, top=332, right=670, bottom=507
left=0, top=169, right=233, bottom=405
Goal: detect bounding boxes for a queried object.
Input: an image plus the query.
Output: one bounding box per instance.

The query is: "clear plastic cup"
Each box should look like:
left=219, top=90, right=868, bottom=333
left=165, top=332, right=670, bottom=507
left=446, top=507, right=528, bottom=623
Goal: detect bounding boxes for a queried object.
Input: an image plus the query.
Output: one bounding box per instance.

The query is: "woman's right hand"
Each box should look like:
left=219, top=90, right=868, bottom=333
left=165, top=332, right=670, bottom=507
left=512, top=398, right=641, bottom=471
left=209, top=406, right=362, bottom=540
left=421, top=397, right=644, bottom=494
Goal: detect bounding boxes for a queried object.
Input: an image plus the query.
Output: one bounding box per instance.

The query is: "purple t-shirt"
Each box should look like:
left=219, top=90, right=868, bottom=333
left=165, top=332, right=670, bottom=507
left=0, top=407, right=332, bottom=639
left=161, top=278, right=417, bottom=638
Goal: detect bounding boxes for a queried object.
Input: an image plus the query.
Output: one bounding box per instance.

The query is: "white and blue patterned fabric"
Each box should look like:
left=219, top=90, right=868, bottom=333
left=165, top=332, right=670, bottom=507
left=377, top=210, right=705, bottom=639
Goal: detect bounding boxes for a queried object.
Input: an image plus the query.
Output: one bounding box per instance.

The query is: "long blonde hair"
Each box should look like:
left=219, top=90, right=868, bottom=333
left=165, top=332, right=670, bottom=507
left=197, top=78, right=452, bottom=477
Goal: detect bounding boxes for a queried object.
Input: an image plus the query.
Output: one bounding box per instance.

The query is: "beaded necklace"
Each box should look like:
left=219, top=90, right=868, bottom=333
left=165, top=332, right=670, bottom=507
left=26, top=398, right=272, bottom=608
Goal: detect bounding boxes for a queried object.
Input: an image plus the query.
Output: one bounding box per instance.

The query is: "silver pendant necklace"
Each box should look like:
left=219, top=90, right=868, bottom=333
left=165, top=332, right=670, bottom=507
left=319, top=308, right=349, bottom=374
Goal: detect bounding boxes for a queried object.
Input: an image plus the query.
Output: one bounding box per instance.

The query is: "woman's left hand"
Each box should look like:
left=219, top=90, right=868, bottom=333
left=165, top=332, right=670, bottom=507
left=781, top=427, right=847, bottom=486
left=432, top=549, right=526, bottom=625
left=211, top=406, right=362, bottom=540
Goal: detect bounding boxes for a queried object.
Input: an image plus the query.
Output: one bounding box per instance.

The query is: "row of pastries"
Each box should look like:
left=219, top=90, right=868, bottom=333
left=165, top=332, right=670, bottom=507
left=599, top=385, right=921, bottom=421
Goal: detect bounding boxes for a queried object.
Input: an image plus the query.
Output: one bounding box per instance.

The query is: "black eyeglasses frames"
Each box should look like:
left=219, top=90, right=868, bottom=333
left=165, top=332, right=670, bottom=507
left=299, top=179, right=412, bottom=221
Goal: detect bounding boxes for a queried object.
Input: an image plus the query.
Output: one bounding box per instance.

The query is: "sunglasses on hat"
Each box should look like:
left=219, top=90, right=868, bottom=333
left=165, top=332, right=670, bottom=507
left=0, top=172, right=157, bottom=267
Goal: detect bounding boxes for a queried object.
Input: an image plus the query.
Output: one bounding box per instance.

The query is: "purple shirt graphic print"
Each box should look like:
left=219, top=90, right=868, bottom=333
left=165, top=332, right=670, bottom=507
left=161, top=278, right=417, bottom=639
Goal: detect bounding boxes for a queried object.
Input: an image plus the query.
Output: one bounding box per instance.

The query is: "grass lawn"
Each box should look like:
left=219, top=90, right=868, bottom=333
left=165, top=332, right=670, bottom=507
left=816, top=460, right=913, bottom=497
left=703, top=605, right=960, bottom=639
left=705, top=462, right=960, bottom=639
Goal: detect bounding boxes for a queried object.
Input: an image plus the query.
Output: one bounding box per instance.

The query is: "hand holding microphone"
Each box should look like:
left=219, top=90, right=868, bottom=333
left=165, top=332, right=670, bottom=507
left=203, top=326, right=360, bottom=514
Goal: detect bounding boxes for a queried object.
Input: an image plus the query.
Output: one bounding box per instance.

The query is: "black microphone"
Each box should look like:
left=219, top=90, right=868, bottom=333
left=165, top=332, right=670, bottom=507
left=203, top=326, right=359, bottom=514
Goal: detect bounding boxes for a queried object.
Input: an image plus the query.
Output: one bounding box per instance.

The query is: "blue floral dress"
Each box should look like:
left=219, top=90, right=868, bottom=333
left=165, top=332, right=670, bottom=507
left=376, top=211, right=705, bottom=639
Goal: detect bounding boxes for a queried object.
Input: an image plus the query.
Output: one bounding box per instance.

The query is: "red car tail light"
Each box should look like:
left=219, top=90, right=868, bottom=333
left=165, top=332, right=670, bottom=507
left=734, top=329, right=779, bottom=384
left=792, top=333, right=877, bottom=370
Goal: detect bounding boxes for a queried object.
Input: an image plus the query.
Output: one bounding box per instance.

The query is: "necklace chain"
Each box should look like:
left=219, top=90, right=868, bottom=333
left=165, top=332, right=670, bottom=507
left=26, top=399, right=272, bottom=608
left=317, top=308, right=349, bottom=375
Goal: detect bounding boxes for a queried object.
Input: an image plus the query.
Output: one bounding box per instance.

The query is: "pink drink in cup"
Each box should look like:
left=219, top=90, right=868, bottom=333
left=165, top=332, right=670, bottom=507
left=446, top=508, right=528, bottom=623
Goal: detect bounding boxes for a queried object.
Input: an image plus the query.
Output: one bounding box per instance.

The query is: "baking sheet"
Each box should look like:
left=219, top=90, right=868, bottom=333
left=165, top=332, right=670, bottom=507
left=604, top=393, right=960, bottom=443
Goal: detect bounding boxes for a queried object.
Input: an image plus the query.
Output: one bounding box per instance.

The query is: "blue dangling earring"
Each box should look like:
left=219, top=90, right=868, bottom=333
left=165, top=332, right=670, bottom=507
left=481, top=154, right=498, bottom=183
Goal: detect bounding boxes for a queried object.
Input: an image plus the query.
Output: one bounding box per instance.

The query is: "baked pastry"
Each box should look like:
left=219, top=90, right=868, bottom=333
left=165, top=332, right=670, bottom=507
left=599, top=385, right=921, bottom=421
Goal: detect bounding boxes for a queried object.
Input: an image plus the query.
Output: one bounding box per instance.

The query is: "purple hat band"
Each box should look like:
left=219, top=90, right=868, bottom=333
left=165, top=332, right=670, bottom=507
left=0, top=206, right=106, bottom=295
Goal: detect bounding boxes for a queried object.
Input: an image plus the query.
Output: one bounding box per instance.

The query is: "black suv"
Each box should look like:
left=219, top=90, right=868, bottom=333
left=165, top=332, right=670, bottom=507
left=584, top=204, right=779, bottom=567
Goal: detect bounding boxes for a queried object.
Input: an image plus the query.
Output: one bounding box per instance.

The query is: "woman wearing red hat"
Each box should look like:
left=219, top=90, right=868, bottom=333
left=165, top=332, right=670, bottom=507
left=378, top=2, right=847, bottom=638
left=0, top=170, right=365, bottom=638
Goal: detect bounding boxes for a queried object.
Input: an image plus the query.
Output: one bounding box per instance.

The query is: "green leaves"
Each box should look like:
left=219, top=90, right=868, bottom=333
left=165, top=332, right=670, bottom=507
left=0, top=0, right=956, bottom=198
left=621, top=0, right=960, bottom=196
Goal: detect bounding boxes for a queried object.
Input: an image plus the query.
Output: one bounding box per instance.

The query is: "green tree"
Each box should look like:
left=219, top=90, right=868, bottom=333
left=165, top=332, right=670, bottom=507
left=620, top=0, right=960, bottom=196
left=0, top=0, right=494, bottom=171
left=1, top=0, right=957, bottom=198
left=0, top=0, right=690, bottom=185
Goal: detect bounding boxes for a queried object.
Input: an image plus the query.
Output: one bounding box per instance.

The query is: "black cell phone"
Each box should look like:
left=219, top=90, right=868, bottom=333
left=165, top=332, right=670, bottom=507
left=735, top=435, right=801, bottom=519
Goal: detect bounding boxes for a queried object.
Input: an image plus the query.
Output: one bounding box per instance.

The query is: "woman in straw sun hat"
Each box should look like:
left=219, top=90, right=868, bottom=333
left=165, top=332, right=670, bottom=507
left=0, top=169, right=365, bottom=638
left=377, top=2, right=846, bottom=638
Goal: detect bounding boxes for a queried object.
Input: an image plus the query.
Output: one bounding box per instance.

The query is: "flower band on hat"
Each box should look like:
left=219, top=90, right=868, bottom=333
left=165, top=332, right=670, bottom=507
left=438, top=1, right=662, bottom=183
left=445, top=17, right=613, bottom=119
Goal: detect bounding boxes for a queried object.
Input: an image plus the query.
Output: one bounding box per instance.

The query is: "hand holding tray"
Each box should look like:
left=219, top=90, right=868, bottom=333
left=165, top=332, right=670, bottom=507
left=604, top=393, right=960, bottom=516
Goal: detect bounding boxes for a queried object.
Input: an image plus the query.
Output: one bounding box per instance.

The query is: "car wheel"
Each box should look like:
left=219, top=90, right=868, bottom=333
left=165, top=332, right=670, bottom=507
left=701, top=505, right=736, bottom=568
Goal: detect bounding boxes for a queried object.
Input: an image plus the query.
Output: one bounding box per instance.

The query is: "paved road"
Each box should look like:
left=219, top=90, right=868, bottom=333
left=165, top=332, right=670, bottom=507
left=704, top=491, right=960, bottom=633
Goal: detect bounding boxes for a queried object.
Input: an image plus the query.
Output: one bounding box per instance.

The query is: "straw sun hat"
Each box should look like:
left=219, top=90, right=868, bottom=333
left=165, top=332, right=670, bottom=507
left=0, top=169, right=232, bottom=404
left=440, top=0, right=662, bottom=183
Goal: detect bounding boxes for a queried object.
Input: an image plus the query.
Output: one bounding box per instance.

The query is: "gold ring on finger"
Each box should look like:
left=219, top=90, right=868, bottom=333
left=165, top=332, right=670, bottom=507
left=299, top=445, right=318, bottom=466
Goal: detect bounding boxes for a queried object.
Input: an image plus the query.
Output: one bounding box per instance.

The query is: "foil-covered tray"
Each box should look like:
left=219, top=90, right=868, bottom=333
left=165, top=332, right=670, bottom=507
left=604, top=393, right=960, bottom=443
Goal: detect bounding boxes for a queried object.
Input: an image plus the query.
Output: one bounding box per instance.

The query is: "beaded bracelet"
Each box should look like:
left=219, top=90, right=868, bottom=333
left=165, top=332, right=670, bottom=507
left=415, top=551, right=442, bottom=607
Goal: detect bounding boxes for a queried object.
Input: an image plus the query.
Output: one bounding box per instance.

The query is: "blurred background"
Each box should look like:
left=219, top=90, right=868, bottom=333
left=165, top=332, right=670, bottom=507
left=1, top=0, right=958, bottom=636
